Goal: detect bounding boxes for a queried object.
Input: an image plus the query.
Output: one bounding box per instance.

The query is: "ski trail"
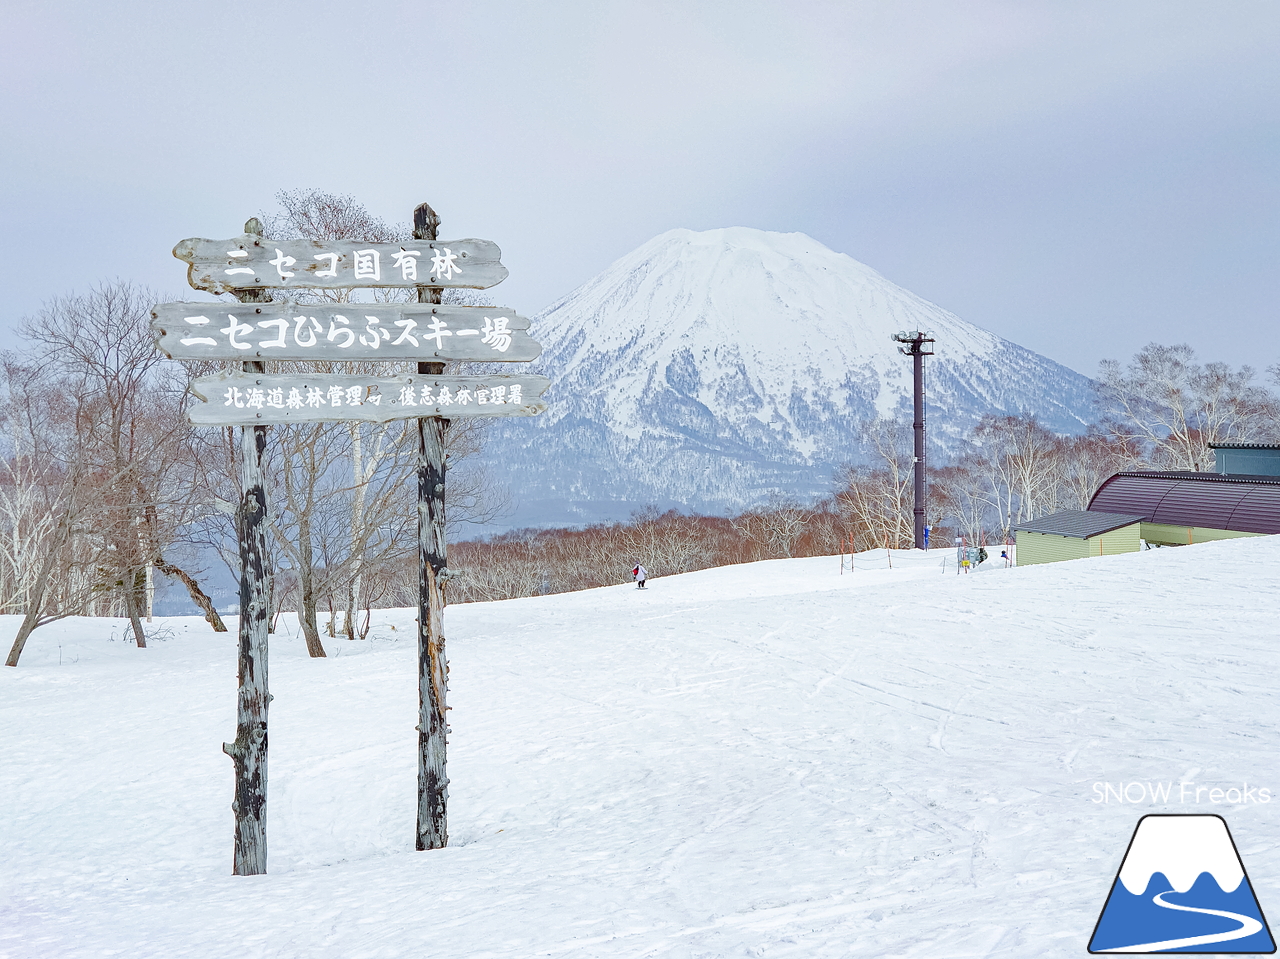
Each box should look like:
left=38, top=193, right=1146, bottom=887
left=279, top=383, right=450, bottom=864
left=929, top=692, right=967, bottom=753
left=809, top=653, right=855, bottom=699
left=1104, top=890, right=1263, bottom=952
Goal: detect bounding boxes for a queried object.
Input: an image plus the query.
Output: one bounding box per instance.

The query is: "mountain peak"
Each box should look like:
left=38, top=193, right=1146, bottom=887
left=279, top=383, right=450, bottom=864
left=637, top=225, right=867, bottom=260
left=484, top=227, right=1096, bottom=524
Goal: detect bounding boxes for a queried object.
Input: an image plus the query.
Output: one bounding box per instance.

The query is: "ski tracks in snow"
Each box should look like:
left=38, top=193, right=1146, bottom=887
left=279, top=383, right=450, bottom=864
left=929, top=691, right=969, bottom=754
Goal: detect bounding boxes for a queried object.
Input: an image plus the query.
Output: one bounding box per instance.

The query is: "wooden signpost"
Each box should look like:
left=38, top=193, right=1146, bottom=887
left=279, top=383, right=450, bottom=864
left=152, top=303, right=542, bottom=363
left=175, top=235, right=508, bottom=294
left=186, top=372, right=550, bottom=425
left=155, top=203, right=543, bottom=874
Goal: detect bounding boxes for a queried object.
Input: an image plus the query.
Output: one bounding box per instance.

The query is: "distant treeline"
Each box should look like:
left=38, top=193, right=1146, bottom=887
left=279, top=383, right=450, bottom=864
left=443, top=501, right=846, bottom=603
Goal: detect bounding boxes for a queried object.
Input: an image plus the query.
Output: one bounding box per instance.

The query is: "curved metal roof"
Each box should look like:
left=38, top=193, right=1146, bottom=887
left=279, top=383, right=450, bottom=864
left=1088, top=471, right=1280, bottom=535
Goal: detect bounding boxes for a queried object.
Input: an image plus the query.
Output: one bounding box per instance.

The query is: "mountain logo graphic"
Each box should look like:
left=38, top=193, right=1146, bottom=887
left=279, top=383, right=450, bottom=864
left=1089, top=814, right=1275, bottom=954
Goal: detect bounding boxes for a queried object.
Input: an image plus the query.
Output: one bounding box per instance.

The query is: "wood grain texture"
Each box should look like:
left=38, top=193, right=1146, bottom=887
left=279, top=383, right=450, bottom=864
left=174, top=235, right=507, bottom=293
left=188, top=372, right=550, bottom=425
left=223, top=275, right=272, bottom=877
left=152, top=302, right=539, bottom=362
left=223, top=420, right=270, bottom=876
left=416, top=416, right=449, bottom=851
left=413, top=201, right=449, bottom=852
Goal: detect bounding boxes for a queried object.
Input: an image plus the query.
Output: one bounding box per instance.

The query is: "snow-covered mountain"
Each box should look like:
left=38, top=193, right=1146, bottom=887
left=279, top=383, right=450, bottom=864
left=485, top=227, right=1096, bottom=524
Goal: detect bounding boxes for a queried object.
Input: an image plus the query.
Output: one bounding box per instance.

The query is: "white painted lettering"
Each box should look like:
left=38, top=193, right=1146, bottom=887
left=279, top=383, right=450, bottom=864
left=353, top=249, right=380, bottom=281
left=269, top=249, right=296, bottom=279
left=313, top=252, right=339, bottom=277
left=257, top=318, right=288, bottom=348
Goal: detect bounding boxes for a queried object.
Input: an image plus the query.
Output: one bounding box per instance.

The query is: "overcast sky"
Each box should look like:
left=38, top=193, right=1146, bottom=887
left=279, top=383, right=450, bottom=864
left=3, top=0, right=1276, bottom=378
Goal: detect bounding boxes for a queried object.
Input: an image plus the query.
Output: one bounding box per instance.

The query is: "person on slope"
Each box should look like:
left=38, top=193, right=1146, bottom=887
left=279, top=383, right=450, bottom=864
left=632, top=564, right=648, bottom=589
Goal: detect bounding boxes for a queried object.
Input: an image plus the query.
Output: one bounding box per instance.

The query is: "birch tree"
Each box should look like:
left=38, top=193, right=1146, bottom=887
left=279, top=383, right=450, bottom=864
left=1057, top=431, right=1146, bottom=510
left=0, top=355, right=103, bottom=665
left=4, top=283, right=223, bottom=664
left=1097, top=343, right=1278, bottom=471
left=929, top=462, right=993, bottom=546
left=833, top=418, right=915, bottom=549
left=968, top=415, right=1062, bottom=532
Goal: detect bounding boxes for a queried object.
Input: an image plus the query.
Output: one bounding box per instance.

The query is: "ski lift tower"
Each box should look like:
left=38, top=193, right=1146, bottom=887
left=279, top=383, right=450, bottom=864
left=891, top=330, right=935, bottom=549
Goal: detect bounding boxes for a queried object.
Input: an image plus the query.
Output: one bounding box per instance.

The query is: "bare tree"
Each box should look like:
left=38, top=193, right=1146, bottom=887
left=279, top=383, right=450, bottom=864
left=4, top=283, right=225, bottom=665
left=0, top=354, right=104, bottom=665
left=967, top=415, right=1063, bottom=533
left=833, top=418, right=915, bottom=550
left=730, top=493, right=814, bottom=559
left=929, top=461, right=993, bottom=546
left=928, top=413, right=1151, bottom=544
left=1057, top=430, right=1146, bottom=510
left=259, top=422, right=346, bottom=654
left=1097, top=343, right=1279, bottom=471
left=262, top=189, right=403, bottom=252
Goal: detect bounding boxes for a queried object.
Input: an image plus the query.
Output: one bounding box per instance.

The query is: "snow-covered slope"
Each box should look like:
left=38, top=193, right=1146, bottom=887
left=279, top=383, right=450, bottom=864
left=486, top=228, right=1096, bottom=523
left=4, top=536, right=1279, bottom=958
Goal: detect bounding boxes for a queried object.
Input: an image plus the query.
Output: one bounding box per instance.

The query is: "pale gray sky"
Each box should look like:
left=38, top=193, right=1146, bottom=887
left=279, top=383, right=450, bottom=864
left=2, top=0, right=1276, bottom=378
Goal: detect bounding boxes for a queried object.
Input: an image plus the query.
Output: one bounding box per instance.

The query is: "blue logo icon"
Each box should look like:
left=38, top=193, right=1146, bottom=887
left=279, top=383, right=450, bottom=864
left=1090, top=814, right=1275, bottom=953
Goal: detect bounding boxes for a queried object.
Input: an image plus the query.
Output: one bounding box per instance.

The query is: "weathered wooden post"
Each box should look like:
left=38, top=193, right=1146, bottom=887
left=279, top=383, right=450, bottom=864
left=413, top=202, right=450, bottom=849
left=222, top=217, right=272, bottom=876
left=155, top=212, right=546, bottom=871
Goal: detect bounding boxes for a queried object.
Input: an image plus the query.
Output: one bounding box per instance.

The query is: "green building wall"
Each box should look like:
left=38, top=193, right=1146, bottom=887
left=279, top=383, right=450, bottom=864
left=1139, top=523, right=1262, bottom=546
left=1017, top=522, right=1264, bottom=565
left=1015, top=523, right=1142, bottom=566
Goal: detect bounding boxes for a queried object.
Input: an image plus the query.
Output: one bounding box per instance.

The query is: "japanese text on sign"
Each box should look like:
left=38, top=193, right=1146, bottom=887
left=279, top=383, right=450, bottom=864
left=187, top=372, right=550, bottom=425
left=219, top=381, right=527, bottom=411
left=174, top=237, right=508, bottom=293
left=151, top=303, right=540, bottom=362
left=235, top=245, right=463, bottom=284
left=180, top=312, right=514, bottom=353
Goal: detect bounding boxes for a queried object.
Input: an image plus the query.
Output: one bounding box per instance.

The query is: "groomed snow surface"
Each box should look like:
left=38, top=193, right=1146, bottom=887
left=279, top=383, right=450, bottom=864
left=4, top=537, right=1280, bottom=958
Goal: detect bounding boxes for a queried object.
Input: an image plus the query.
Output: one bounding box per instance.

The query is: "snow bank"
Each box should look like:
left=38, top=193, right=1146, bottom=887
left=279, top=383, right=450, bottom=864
left=3, top=538, right=1278, bottom=957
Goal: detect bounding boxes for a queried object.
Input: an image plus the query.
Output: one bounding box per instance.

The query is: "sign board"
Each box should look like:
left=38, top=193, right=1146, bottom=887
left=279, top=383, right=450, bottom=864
left=175, top=235, right=508, bottom=294
left=165, top=208, right=541, bottom=875
left=188, top=372, right=550, bottom=425
left=152, top=303, right=541, bottom=363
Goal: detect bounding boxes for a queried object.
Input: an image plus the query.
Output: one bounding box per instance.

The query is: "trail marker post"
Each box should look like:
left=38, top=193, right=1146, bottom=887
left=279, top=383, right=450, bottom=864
left=155, top=205, right=546, bottom=873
